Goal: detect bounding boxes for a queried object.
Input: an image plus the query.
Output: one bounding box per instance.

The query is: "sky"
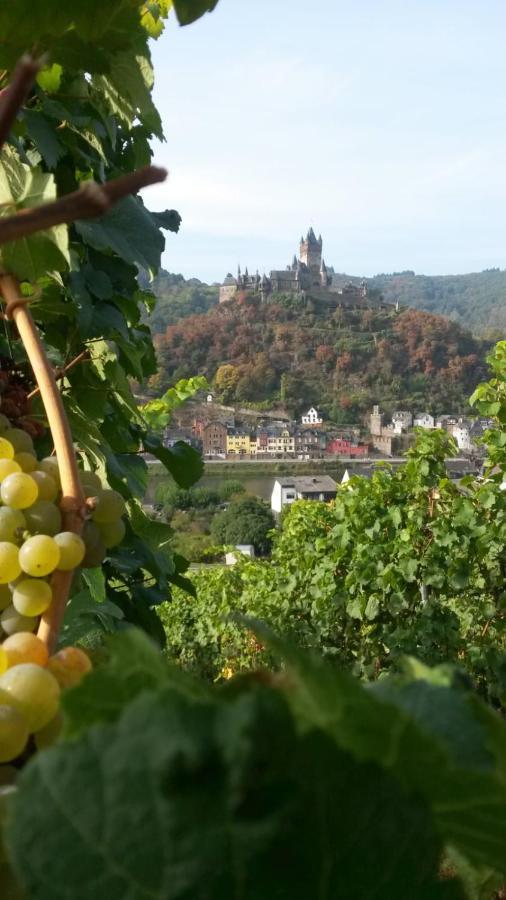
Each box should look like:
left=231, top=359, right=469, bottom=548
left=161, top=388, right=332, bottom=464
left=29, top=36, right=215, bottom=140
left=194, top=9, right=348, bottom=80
left=146, top=0, right=506, bottom=283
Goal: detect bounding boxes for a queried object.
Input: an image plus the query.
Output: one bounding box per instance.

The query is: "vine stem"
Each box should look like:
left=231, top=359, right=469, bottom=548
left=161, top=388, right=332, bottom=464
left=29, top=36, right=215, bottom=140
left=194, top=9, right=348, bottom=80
left=26, top=349, right=90, bottom=400
left=0, top=274, right=85, bottom=652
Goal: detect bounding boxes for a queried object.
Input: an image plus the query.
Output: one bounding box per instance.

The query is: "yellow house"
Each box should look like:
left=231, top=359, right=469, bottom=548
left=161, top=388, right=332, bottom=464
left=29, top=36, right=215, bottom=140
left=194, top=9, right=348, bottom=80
left=226, top=429, right=252, bottom=456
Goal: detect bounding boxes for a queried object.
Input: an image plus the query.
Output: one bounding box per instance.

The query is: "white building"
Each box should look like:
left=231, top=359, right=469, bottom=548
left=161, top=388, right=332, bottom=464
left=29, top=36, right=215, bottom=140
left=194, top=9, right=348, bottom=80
left=414, top=413, right=435, bottom=429
left=301, top=406, right=323, bottom=426
left=271, top=475, right=337, bottom=514
left=391, top=411, right=413, bottom=434
left=452, top=424, right=473, bottom=451
left=225, top=544, right=256, bottom=566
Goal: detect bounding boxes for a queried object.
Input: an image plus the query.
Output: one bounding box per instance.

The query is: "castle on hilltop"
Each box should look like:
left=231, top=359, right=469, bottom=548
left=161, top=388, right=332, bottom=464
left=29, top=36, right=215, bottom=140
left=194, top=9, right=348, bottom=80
left=219, top=228, right=373, bottom=306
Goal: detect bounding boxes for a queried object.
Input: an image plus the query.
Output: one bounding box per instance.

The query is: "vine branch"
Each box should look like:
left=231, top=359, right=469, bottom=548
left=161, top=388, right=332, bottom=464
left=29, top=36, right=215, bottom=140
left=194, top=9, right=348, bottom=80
left=0, top=166, right=168, bottom=246
left=0, top=54, right=41, bottom=150
left=26, top=349, right=90, bottom=400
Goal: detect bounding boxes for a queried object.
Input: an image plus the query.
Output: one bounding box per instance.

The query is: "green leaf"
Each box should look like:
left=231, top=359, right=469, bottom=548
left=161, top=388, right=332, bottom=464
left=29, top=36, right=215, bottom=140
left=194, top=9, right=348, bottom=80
left=22, top=110, right=65, bottom=169
left=0, top=148, right=69, bottom=280
left=36, top=63, right=63, bottom=93
left=93, top=50, right=164, bottom=139
left=75, top=196, right=167, bottom=274
left=61, top=629, right=170, bottom=737
left=173, top=0, right=220, bottom=26
left=6, top=680, right=462, bottom=900
left=143, top=432, right=204, bottom=488
left=245, top=622, right=506, bottom=875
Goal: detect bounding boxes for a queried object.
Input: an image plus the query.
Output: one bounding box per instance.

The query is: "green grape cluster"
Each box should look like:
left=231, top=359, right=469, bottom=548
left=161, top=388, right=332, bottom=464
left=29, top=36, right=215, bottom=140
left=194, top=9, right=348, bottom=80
left=0, top=394, right=125, bottom=768
left=0, top=417, right=126, bottom=640
left=0, top=418, right=114, bottom=765
left=0, top=633, right=92, bottom=762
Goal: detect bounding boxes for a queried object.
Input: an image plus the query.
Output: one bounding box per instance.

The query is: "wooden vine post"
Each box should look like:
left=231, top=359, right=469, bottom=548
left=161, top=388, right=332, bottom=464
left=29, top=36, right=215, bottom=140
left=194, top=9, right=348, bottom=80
left=0, top=56, right=167, bottom=653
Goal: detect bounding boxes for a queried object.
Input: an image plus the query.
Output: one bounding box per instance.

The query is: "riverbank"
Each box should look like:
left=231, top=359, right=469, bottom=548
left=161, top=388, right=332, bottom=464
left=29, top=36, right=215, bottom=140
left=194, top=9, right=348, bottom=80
left=147, top=457, right=347, bottom=479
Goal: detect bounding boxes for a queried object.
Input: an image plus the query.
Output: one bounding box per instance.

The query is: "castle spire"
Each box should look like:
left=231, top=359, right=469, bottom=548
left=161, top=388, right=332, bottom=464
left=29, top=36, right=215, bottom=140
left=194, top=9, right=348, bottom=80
left=237, top=264, right=241, bottom=279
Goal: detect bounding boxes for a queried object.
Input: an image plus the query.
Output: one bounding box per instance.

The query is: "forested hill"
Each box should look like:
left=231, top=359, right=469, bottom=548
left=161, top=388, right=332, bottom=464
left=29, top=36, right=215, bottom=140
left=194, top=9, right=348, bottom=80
left=150, top=291, right=489, bottom=421
left=148, top=267, right=506, bottom=337
left=368, top=269, right=506, bottom=336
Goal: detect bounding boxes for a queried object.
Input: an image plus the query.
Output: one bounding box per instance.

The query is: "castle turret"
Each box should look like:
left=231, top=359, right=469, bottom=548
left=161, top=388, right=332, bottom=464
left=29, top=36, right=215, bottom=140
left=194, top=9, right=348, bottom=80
left=299, top=226, right=323, bottom=273
left=320, top=257, right=329, bottom=287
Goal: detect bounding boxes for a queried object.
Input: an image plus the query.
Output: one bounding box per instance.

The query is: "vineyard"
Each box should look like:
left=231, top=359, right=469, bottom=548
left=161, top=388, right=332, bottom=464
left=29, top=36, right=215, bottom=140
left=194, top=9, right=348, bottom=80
left=0, top=2, right=504, bottom=898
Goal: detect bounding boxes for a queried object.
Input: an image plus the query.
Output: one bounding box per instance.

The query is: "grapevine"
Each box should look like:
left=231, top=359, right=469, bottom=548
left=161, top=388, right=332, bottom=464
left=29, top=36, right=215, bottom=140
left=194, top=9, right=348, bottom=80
left=0, top=55, right=162, bottom=763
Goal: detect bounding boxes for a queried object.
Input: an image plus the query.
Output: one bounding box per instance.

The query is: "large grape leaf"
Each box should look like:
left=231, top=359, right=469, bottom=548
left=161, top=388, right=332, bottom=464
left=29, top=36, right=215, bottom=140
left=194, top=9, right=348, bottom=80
left=142, top=431, right=204, bottom=488
left=0, top=148, right=69, bottom=281
left=75, top=196, right=176, bottom=274
left=6, top=681, right=463, bottom=900
left=247, top=621, right=506, bottom=876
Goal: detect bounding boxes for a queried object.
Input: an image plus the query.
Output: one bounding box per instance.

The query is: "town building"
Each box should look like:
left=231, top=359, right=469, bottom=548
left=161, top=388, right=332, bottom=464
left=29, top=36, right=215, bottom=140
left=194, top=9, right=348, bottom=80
left=295, top=428, right=325, bottom=459
left=226, top=428, right=255, bottom=457
left=326, top=437, right=369, bottom=457
left=391, top=411, right=413, bottom=434
left=301, top=406, right=323, bottom=426
left=414, top=413, right=435, bottom=429
left=271, top=475, right=338, bottom=514
left=202, top=421, right=227, bottom=457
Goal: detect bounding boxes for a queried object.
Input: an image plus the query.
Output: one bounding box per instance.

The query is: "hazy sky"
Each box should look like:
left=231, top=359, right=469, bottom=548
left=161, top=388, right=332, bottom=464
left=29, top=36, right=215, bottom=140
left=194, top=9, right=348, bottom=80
left=147, top=0, right=506, bottom=282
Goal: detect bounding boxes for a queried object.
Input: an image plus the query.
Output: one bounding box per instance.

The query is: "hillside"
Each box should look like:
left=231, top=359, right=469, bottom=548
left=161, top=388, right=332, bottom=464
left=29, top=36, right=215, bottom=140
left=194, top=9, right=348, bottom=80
left=148, top=267, right=506, bottom=337
left=150, top=291, right=489, bottom=421
left=368, top=269, right=506, bottom=336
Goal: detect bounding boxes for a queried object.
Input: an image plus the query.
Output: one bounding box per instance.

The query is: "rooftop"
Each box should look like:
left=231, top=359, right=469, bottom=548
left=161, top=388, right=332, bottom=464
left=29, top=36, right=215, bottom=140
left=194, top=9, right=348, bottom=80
left=275, top=476, right=337, bottom=492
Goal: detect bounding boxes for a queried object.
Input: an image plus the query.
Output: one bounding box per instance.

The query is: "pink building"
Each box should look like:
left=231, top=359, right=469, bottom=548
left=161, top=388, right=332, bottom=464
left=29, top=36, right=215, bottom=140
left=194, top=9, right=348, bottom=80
left=325, top=437, right=369, bottom=457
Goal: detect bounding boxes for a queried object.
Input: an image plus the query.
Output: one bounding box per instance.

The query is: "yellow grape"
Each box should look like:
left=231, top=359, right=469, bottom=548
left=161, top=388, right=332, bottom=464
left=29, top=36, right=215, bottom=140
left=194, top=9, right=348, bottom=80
left=13, top=452, right=37, bottom=473
left=13, top=578, right=52, bottom=617
left=19, top=535, right=60, bottom=577
left=79, top=470, right=102, bottom=493
left=0, top=646, right=7, bottom=674
left=54, top=532, right=86, bottom=570
left=48, top=646, right=92, bottom=689
left=0, top=437, right=14, bottom=460
left=96, top=518, right=126, bottom=548
left=30, top=470, right=58, bottom=503
left=24, top=500, right=62, bottom=536
left=1, top=604, right=37, bottom=636
left=0, top=663, right=60, bottom=731
left=2, top=429, right=33, bottom=454
left=38, top=458, right=61, bottom=488
left=0, top=703, right=29, bottom=762
left=0, top=508, right=25, bottom=543
left=1, top=472, right=38, bottom=509
left=2, top=632, right=49, bottom=668
left=0, top=543, right=21, bottom=584
left=0, top=459, right=21, bottom=482
left=92, top=489, right=126, bottom=523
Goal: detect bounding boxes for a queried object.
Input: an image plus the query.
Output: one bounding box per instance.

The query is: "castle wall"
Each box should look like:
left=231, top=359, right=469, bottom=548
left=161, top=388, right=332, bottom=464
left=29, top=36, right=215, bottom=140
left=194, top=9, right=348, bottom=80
left=219, top=284, right=237, bottom=303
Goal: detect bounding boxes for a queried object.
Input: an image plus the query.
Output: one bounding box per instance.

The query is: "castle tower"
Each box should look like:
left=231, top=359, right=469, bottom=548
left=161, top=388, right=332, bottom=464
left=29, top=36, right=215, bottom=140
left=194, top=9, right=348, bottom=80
left=299, top=227, right=323, bottom=273
left=370, top=405, right=383, bottom=437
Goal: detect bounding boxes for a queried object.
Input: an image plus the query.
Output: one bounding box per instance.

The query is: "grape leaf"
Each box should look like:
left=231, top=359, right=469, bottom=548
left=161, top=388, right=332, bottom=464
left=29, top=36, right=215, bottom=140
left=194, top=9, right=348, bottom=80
left=6, top=681, right=462, bottom=899
left=247, top=621, right=506, bottom=875
left=75, top=196, right=169, bottom=274
left=173, top=0, right=220, bottom=26
left=0, top=148, right=69, bottom=281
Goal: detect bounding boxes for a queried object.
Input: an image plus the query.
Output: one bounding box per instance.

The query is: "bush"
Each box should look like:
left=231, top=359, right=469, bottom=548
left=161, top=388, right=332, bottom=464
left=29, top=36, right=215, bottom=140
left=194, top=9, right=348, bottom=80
left=217, top=479, right=245, bottom=501
left=211, top=496, right=275, bottom=555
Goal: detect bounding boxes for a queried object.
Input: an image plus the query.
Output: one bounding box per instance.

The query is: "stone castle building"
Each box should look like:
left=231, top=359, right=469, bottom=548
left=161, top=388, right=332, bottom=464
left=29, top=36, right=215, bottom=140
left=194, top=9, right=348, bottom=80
left=219, top=228, right=371, bottom=306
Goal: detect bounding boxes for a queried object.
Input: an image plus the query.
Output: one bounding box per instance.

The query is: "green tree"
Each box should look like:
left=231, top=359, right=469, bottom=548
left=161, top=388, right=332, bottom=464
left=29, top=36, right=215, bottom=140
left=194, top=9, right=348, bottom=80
left=211, top=496, right=275, bottom=555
